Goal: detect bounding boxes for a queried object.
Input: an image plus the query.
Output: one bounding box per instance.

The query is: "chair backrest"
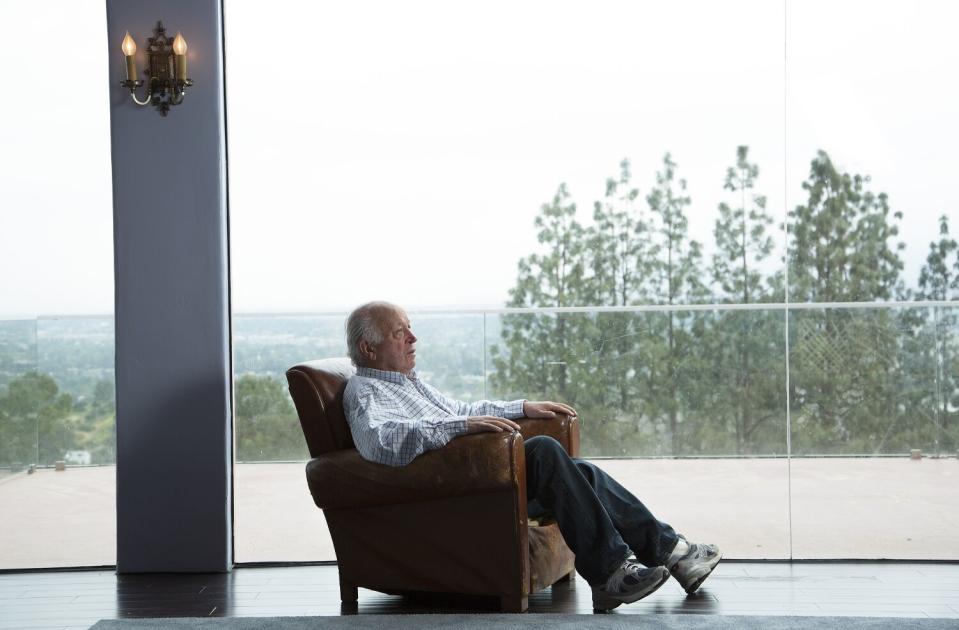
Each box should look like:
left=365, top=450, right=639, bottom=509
left=285, top=358, right=356, bottom=457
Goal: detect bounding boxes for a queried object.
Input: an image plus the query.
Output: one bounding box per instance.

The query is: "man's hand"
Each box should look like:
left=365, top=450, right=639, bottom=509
left=522, top=401, right=578, bottom=419
left=467, top=415, right=522, bottom=434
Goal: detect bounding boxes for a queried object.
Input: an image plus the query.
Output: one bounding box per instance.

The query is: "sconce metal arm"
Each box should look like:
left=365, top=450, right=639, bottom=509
left=123, top=80, right=152, bottom=106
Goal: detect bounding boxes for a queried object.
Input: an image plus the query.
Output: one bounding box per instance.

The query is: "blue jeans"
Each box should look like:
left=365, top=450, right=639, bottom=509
left=524, top=435, right=679, bottom=587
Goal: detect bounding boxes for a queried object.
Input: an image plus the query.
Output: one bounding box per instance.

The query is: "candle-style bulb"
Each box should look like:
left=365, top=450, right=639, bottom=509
left=173, top=32, right=187, bottom=55
left=172, top=32, right=188, bottom=81
left=121, top=31, right=137, bottom=56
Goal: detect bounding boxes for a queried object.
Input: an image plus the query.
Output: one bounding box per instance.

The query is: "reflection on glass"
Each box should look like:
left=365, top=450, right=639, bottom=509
left=487, top=310, right=788, bottom=457
left=487, top=308, right=791, bottom=558
left=788, top=305, right=958, bottom=559
left=789, top=307, right=942, bottom=456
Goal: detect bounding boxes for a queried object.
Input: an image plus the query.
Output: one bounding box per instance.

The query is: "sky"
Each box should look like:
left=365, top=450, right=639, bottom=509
left=1, top=0, right=958, bottom=318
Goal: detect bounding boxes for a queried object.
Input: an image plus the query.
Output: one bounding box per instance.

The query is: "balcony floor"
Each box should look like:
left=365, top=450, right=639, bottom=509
left=2, top=458, right=957, bottom=569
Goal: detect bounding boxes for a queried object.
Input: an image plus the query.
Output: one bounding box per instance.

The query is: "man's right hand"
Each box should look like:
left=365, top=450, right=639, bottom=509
left=467, top=415, right=521, bottom=434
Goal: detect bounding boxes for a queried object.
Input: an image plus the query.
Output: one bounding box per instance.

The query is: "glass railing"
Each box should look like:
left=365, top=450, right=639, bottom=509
left=233, top=303, right=957, bottom=460
left=483, top=308, right=788, bottom=458
left=232, top=302, right=959, bottom=562
left=1, top=304, right=956, bottom=567
left=0, top=315, right=116, bottom=569
left=0, top=316, right=116, bottom=472
left=787, top=304, right=958, bottom=559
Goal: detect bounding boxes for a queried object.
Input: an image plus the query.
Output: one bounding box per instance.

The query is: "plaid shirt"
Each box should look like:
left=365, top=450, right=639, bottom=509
left=344, top=366, right=525, bottom=467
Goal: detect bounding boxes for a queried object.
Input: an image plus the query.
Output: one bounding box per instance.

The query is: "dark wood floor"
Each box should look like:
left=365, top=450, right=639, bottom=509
left=1, top=562, right=958, bottom=629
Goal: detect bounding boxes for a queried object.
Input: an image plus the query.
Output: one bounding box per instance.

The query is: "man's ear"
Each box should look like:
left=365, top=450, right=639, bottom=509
left=359, top=339, right=376, bottom=361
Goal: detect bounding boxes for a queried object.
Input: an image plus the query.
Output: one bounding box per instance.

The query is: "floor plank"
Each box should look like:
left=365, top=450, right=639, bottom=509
left=0, top=562, right=957, bottom=628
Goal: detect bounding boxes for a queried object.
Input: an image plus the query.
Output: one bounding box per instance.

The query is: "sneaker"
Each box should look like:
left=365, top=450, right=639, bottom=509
left=591, top=560, right=670, bottom=611
left=667, top=535, right=722, bottom=594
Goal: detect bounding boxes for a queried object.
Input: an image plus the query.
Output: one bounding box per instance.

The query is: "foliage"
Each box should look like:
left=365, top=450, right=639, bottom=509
left=492, top=147, right=955, bottom=457
left=0, top=372, right=75, bottom=466
left=234, top=374, right=305, bottom=461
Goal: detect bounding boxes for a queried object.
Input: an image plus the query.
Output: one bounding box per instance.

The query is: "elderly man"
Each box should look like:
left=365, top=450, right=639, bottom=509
left=343, top=301, right=721, bottom=611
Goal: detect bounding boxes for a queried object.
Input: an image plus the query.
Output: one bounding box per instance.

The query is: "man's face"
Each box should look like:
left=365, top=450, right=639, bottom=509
left=366, top=308, right=418, bottom=374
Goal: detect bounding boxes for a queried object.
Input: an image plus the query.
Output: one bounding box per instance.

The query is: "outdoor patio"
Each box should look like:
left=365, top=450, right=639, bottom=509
left=2, top=457, right=957, bottom=569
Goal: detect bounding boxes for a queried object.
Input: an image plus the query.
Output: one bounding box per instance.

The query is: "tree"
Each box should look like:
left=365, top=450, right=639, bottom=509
left=788, top=151, right=904, bottom=303
left=645, top=153, right=705, bottom=454
left=712, top=146, right=777, bottom=304
left=918, top=215, right=959, bottom=302
left=708, top=146, right=784, bottom=454
left=491, top=184, right=589, bottom=403
left=589, top=159, right=654, bottom=306
left=581, top=160, right=657, bottom=450
left=787, top=151, right=906, bottom=453
left=0, top=371, right=75, bottom=466
left=78, top=379, right=116, bottom=464
left=915, top=215, right=959, bottom=455
left=234, top=374, right=304, bottom=461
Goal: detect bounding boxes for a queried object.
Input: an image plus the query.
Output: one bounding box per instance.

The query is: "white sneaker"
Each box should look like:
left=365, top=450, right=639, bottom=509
left=667, top=535, right=722, bottom=594
left=591, top=560, right=670, bottom=611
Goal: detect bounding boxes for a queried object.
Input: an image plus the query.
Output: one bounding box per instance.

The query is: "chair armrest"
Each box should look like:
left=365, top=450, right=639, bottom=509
left=516, top=415, right=580, bottom=458
left=306, top=431, right=525, bottom=510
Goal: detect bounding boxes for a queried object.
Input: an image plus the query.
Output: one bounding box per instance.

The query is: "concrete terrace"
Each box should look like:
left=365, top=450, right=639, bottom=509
left=1, top=457, right=957, bottom=569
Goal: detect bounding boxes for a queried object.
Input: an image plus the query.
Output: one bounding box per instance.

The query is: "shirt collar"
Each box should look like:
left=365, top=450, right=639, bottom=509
left=356, top=366, right=416, bottom=384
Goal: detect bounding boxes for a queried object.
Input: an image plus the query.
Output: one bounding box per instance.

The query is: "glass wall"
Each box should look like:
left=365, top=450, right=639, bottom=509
left=0, top=0, right=115, bottom=570
left=486, top=309, right=791, bottom=558
left=784, top=0, right=959, bottom=558
left=222, top=0, right=958, bottom=564
left=0, top=318, right=116, bottom=569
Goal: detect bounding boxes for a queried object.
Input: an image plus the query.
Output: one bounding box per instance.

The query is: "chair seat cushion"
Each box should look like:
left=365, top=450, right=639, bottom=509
left=528, top=521, right=576, bottom=591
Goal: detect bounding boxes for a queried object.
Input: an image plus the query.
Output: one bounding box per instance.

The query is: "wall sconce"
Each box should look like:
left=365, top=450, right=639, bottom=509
left=120, top=21, right=193, bottom=116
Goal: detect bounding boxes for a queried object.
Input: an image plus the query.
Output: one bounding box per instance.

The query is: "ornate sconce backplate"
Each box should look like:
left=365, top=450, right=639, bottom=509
left=121, top=21, right=193, bottom=117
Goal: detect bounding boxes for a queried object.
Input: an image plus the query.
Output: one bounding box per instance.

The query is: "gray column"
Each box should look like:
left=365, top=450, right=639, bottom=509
left=106, top=0, right=232, bottom=573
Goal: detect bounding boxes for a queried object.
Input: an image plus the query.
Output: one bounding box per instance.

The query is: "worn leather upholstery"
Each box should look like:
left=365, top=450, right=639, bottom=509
left=286, top=358, right=577, bottom=612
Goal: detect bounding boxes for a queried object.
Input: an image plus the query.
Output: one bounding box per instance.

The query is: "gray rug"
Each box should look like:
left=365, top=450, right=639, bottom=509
left=89, top=614, right=957, bottom=630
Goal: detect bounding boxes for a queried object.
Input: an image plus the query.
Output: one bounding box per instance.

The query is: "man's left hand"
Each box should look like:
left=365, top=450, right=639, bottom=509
left=523, top=400, right=578, bottom=419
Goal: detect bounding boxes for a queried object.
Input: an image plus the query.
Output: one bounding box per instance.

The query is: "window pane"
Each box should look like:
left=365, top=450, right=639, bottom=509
left=0, top=1, right=115, bottom=569
left=487, top=309, right=791, bottom=558
left=785, top=0, right=959, bottom=303
left=226, top=0, right=785, bottom=311
left=789, top=305, right=958, bottom=559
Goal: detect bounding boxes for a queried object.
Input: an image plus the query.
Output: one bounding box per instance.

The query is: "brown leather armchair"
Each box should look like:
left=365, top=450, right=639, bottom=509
left=285, top=358, right=578, bottom=612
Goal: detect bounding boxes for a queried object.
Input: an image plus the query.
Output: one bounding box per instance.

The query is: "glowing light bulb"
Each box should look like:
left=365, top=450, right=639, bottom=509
left=173, top=33, right=187, bottom=55
left=173, top=32, right=188, bottom=81
left=122, top=32, right=138, bottom=82
left=122, top=31, right=137, bottom=56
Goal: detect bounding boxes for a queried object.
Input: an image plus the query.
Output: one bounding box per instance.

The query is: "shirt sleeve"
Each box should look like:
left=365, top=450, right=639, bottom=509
left=344, top=383, right=470, bottom=467
left=420, top=380, right=526, bottom=420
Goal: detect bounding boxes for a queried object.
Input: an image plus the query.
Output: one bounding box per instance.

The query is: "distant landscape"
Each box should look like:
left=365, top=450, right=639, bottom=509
left=1, top=147, right=957, bottom=467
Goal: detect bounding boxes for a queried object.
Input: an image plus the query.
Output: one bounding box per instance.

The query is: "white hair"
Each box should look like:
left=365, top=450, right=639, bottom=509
left=346, top=301, right=399, bottom=366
